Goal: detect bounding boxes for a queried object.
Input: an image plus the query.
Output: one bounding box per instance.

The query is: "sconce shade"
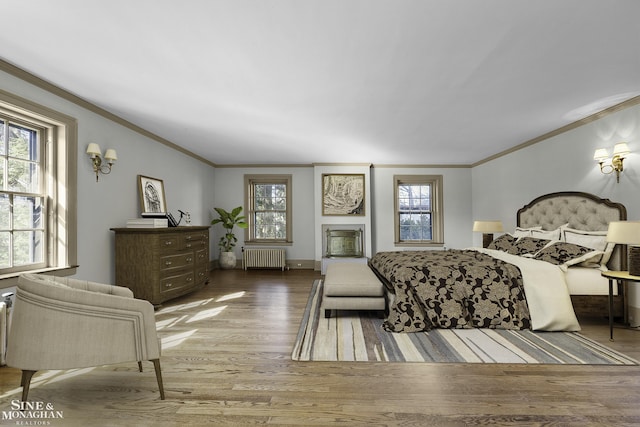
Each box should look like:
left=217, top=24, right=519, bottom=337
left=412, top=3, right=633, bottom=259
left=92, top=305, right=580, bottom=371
left=613, top=142, right=630, bottom=158
left=473, top=220, right=504, bottom=233
left=593, top=148, right=609, bottom=162
left=86, top=143, right=101, bottom=156
left=104, top=149, right=118, bottom=161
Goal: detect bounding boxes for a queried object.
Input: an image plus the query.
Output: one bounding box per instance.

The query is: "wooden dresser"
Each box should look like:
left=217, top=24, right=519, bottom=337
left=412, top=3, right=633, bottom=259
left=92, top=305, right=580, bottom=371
left=111, top=226, right=210, bottom=305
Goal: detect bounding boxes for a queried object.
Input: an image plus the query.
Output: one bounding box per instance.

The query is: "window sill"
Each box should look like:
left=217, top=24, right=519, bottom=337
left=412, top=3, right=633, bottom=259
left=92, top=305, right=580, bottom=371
left=0, top=265, right=79, bottom=285
left=244, top=241, right=293, bottom=246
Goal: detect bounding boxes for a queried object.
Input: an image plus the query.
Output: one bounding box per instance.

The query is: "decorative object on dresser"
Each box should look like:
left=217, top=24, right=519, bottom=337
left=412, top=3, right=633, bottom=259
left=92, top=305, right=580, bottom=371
left=111, top=226, right=210, bottom=305
left=473, top=220, right=504, bottom=248
left=138, top=175, right=167, bottom=214
left=211, top=206, right=248, bottom=269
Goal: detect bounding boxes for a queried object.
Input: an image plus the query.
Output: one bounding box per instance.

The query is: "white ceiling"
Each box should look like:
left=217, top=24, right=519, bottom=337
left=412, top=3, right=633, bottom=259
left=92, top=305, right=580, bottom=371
left=2, top=0, right=640, bottom=165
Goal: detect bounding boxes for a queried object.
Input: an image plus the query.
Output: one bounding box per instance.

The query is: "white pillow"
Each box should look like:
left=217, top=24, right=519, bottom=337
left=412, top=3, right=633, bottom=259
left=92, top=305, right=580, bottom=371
left=531, top=228, right=562, bottom=241
left=561, top=227, right=614, bottom=266
left=513, top=226, right=542, bottom=237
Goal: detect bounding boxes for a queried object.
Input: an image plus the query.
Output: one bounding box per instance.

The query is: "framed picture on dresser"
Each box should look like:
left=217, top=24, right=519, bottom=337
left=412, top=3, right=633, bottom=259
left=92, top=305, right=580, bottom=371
left=138, top=175, right=167, bottom=214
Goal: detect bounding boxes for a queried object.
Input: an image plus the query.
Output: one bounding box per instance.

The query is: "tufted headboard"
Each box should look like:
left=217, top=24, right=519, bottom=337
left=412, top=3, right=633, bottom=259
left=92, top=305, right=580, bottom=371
left=517, top=191, right=627, bottom=270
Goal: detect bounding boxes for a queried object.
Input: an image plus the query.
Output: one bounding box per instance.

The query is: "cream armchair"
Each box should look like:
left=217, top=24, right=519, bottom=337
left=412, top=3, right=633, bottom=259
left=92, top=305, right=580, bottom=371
left=6, top=273, right=164, bottom=401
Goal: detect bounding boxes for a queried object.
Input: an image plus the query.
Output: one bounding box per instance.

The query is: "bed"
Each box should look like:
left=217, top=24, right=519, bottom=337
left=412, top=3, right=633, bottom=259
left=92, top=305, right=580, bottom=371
left=369, top=191, right=627, bottom=333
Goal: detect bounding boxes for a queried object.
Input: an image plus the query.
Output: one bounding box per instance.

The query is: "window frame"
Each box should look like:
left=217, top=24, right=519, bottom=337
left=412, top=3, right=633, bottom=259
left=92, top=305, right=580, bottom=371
left=0, top=89, right=77, bottom=283
left=394, top=174, right=444, bottom=246
left=244, top=174, right=292, bottom=245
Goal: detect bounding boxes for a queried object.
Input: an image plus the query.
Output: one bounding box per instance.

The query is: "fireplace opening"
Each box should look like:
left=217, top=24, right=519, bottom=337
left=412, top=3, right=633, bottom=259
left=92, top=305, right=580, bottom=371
left=325, top=228, right=363, bottom=258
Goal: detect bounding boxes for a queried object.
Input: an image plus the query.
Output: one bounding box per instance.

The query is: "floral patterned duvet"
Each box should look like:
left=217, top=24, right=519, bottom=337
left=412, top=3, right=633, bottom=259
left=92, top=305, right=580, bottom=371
left=369, top=250, right=531, bottom=332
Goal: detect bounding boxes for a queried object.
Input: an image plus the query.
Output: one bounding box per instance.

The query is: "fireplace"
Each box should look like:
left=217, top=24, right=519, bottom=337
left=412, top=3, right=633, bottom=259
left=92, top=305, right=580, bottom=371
left=325, top=228, right=363, bottom=258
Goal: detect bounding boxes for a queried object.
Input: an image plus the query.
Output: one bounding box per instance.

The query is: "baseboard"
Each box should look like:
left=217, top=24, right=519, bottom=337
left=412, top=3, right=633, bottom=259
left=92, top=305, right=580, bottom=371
left=286, top=260, right=315, bottom=270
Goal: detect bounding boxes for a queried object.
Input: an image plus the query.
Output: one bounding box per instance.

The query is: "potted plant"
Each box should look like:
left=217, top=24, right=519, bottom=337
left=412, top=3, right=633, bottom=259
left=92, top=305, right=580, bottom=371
left=211, top=206, right=248, bottom=269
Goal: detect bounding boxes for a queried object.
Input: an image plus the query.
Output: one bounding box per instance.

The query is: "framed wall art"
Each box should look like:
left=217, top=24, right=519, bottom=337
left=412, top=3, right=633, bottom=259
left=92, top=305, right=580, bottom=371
left=138, top=175, right=167, bottom=214
left=322, top=173, right=365, bottom=216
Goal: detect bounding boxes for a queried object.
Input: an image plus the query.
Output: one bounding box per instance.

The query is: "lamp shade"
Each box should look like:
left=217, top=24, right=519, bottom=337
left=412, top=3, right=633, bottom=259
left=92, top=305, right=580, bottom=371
left=473, top=220, right=504, bottom=233
left=606, top=221, right=640, bottom=245
left=86, top=143, right=101, bottom=156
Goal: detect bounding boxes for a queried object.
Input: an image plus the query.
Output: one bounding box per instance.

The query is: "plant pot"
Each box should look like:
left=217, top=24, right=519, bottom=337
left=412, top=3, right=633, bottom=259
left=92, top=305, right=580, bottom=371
left=219, top=251, right=236, bottom=269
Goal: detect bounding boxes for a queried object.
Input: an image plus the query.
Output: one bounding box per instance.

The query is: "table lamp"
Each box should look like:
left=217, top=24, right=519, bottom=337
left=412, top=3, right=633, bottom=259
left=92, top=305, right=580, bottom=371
left=473, top=220, right=504, bottom=248
left=606, top=221, right=640, bottom=276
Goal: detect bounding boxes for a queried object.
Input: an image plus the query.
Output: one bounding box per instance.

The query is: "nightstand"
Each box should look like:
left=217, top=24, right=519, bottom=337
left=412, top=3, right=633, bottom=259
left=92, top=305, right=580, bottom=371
left=601, top=270, right=640, bottom=341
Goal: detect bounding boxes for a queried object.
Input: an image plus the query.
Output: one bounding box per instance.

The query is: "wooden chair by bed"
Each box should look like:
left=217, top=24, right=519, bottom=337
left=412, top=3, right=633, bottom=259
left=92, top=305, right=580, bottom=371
left=517, top=191, right=627, bottom=319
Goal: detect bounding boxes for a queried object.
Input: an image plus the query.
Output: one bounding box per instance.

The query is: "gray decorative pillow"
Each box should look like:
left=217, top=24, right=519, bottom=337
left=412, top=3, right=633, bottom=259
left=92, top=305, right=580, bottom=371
left=534, top=242, right=604, bottom=270
left=487, top=234, right=516, bottom=252
left=507, top=237, right=550, bottom=256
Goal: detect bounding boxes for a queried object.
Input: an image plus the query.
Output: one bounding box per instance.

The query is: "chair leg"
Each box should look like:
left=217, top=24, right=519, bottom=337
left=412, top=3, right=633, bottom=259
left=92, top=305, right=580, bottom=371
left=137, top=361, right=143, bottom=372
left=151, top=359, right=165, bottom=400
left=20, top=370, right=36, bottom=402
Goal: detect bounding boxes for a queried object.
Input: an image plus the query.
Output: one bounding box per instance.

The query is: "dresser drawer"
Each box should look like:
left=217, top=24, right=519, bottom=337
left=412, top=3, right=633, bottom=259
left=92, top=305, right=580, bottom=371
left=159, top=235, right=181, bottom=252
left=161, top=271, right=194, bottom=293
left=160, top=252, right=194, bottom=271
left=181, top=235, right=208, bottom=250
left=195, top=265, right=209, bottom=285
left=195, top=248, right=208, bottom=265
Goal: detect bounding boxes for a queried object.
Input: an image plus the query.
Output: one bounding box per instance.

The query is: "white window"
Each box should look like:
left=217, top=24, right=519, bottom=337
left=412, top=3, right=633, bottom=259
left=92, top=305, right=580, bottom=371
left=0, top=90, right=77, bottom=279
left=394, top=175, right=443, bottom=245
left=245, top=174, right=292, bottom=244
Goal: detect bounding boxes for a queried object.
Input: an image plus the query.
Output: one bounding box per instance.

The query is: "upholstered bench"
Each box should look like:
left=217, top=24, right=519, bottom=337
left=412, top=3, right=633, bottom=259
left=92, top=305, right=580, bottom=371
left=323, top=262, right=386, bottom=318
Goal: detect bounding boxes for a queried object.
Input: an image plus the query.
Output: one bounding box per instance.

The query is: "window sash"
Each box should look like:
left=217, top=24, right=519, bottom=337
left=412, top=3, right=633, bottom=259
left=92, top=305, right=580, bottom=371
left=245, top=175, right=292, bottom=243
left=0, top=115, right=47, bottom=272
left=394, top=175, right=443, bottom=245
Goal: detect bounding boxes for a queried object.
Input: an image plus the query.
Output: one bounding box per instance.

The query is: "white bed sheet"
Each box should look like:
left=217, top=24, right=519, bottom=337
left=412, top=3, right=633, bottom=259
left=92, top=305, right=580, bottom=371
left=564, top=267, right=616, bottom=296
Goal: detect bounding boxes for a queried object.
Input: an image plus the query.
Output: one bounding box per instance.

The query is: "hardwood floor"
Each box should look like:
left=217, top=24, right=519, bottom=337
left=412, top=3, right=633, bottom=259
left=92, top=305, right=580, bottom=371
left=1, top=269, right=639, bottom=426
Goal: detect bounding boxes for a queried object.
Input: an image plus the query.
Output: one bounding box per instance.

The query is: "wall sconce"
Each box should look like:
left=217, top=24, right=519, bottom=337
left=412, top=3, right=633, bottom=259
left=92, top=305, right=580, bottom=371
left=473, top=220, right=503, bottom=248
left=86, top=143, right=117, bottom=182
left=594, top=142, right=630, bottom=183
left=606, top=221, right=640, bottom=276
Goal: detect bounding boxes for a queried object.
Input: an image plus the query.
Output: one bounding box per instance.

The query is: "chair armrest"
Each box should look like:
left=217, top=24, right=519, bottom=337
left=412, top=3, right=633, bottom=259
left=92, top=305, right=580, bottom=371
left=21, top=273, right=134, bottom=298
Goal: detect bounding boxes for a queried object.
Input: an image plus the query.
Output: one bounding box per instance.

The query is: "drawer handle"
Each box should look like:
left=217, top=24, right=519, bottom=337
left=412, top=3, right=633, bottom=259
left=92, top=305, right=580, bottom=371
left=186, top=277, right=193, bottom=282
left=166, top=283, right=173, bottom=288
left=165, top=241, right=173, bottom=246
left=186, top=243, right=192, bottom=248
left=186, top=235, right=193, bottom=240
left=165, top=261, right=172, bottom=266
left=186, top=257, right=193, bottom=262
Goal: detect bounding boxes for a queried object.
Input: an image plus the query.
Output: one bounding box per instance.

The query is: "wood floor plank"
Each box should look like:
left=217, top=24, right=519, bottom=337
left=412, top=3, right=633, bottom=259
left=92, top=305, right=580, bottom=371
left=0, top=269, right=639, bottom=426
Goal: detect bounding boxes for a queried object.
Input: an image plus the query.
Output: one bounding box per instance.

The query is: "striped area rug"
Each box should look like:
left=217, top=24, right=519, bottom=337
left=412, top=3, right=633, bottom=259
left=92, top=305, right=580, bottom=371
left=292, top=280, right=638, bottom=364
